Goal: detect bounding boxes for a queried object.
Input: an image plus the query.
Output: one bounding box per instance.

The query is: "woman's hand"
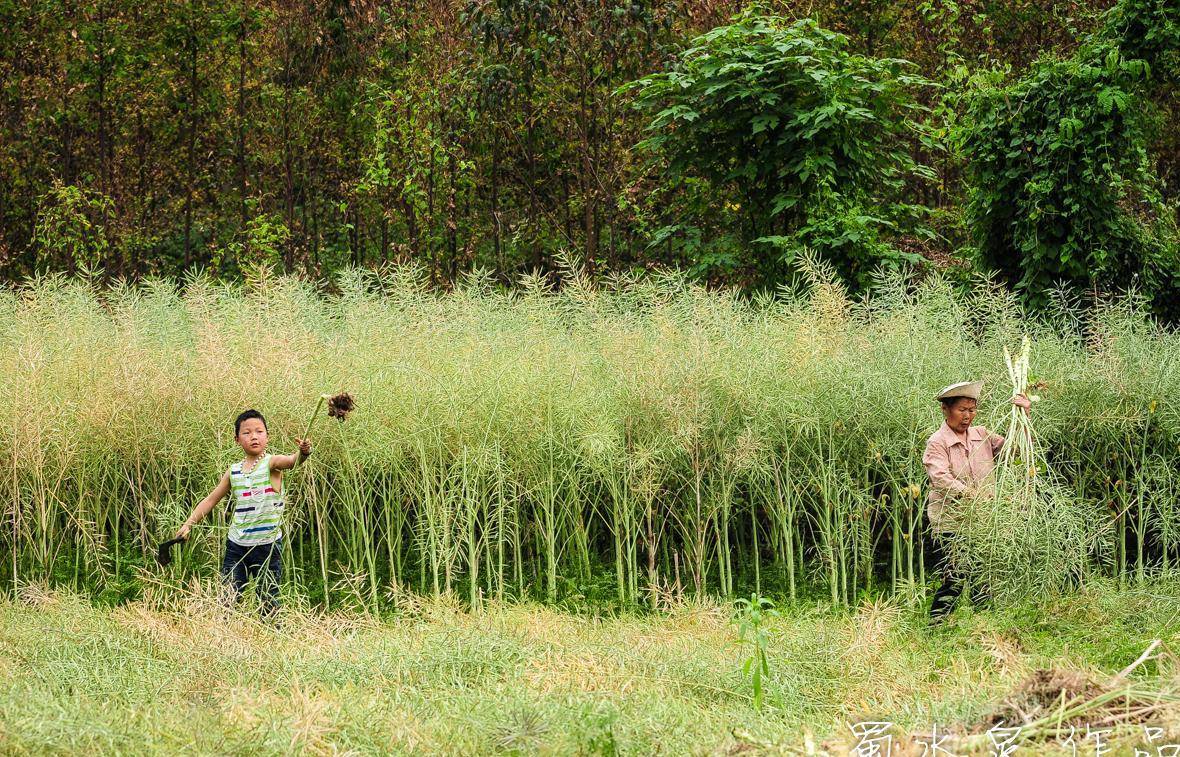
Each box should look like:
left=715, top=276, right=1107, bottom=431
left=1012, top=394, right=1032, bottom=415
left=297, top=438, right=312, bottom=460
left=176, top=522, right=192, bottom=540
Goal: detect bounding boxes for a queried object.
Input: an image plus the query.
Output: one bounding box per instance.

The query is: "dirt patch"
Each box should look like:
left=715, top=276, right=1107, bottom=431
left=980, top=668, right=1107, bottom=728
left=825, top=662, right=1179, bottom=755
left=961, top=664, right=1180, bottom=750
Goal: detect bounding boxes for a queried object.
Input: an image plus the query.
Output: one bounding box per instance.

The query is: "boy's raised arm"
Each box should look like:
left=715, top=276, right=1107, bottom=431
left=271, top=438, right=312, bottom=472
left=176, top=470, right=231, bottom=539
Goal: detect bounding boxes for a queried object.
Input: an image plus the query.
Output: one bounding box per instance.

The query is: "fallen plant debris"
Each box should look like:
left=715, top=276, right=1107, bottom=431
left=970, top=660, right=1179, bottom=744
left=957, top=642, right=1180, bottom=752
left=823, top=640, right=1178, bottom=755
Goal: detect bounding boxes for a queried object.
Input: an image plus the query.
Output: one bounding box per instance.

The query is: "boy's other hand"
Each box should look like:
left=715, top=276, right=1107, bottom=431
left=176, top=522, right=192, bottom=540
left=298, top=438, right=312, bottom=458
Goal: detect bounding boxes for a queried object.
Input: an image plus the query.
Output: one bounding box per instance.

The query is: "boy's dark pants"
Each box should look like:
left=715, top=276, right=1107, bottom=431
left=221, top=539, right=282, bottom=616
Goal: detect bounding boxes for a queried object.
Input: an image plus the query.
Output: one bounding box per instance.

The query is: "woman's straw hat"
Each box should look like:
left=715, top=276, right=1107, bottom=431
left=935, top=380, right=983, bottom=401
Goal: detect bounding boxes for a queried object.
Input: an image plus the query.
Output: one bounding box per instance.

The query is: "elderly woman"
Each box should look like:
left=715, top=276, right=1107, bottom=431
left=922, top=380, right=1031, bottom=619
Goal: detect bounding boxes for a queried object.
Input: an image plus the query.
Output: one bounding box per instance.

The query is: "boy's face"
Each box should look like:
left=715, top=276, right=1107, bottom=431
left=236, top=418, right=268, bottom=456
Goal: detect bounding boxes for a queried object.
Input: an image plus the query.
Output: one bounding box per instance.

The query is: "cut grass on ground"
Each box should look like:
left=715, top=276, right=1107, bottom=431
left=1, top=578, right=1178, bottom=755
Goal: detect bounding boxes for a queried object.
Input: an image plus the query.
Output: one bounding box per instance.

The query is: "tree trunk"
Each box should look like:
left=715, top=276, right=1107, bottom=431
left=237, top=9, right=248, bottom=230
left=183, top=7, right=198, bottom=267
left=491, top=137, right=501, bottom=270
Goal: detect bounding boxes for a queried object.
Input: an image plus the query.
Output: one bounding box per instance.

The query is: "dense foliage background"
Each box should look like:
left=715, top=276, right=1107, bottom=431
left=1, top=0, right=1177, bottom=311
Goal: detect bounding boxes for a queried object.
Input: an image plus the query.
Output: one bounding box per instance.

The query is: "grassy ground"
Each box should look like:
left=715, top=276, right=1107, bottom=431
left=1, top=579, right=1178, bottom=755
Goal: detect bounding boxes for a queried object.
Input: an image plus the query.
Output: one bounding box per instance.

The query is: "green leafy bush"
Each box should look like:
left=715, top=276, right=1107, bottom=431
left=625, top=13, right=937, bottom=291
left=32, top=181, right=115, bottom=273
left=957, top=0, right=1180, bottom=319
left=1103, top=0, right=1180, bottom=84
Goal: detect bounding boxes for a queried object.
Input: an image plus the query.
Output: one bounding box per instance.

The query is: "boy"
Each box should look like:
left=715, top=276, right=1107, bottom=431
left=177, top=409, right=311, bottom=615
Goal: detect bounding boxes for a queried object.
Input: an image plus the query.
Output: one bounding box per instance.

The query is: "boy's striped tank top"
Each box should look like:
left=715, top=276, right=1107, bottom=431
left=227, top=455, right=283, bottom=545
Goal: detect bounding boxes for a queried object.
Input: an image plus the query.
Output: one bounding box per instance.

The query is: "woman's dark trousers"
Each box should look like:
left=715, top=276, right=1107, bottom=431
left=928, top=534, right=962, bottom=619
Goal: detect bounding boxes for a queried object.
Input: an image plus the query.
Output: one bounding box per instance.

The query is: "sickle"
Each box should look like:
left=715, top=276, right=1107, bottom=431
left=156, top=536, right=187, bottom=567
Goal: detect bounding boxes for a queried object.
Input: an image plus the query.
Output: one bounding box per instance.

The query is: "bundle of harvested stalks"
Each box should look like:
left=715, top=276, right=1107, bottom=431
left=944, top=337, right=1107, bottom=602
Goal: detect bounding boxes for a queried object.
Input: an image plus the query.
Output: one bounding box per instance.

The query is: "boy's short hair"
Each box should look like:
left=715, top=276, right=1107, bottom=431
left=234, top=409, right=267, bottom=436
